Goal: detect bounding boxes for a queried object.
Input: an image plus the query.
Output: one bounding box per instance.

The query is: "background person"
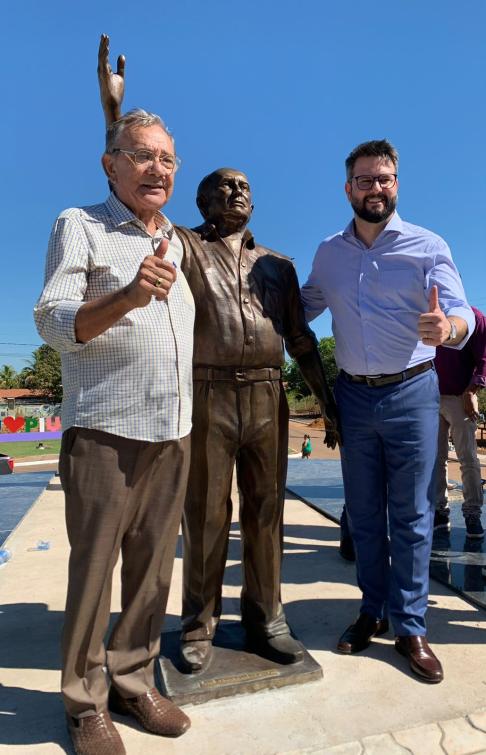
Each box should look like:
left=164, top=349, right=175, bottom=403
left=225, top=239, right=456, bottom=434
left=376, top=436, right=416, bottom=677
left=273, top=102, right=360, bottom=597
left=434, top=306, right=486, bottom=538
left=35, top=108, right=194, bottom=754
left=301, top=433, right=312, bottom=459
left=301, top=139, right=474, bottom=684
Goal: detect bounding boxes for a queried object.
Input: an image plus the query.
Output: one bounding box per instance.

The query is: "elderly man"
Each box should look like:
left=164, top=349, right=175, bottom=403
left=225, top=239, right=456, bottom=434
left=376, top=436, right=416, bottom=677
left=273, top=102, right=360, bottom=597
left=35, top=108, right=194, bottom=754
left=98, top=37, right=339, bottom=674
left=302, top=139, right=474, bottom=683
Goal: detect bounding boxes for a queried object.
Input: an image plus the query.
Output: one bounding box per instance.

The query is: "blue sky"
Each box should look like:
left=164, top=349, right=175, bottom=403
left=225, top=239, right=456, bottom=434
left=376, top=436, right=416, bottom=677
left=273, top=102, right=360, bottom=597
left=2, top=0, right=485, bottom=371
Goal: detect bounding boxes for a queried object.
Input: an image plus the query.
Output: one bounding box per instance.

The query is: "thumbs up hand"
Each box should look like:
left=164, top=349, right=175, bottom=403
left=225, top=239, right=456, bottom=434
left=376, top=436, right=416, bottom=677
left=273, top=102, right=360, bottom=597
left=154, top=237, right=169, bottom=260
left=125, top=237, right=177, bottom=308
left=418, top=285, right=454, bottom=345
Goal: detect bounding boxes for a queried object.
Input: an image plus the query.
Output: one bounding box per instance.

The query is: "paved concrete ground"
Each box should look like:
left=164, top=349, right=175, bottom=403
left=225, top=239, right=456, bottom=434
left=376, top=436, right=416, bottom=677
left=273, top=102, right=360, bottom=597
left=2, top=470, right=486, bottom=754
left=0, top=471, right=52, bottom=546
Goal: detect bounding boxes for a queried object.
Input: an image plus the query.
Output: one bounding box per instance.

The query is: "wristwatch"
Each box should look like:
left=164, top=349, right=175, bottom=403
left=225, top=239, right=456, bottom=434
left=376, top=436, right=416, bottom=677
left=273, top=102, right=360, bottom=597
left=445, top=318, right=457, bottom=343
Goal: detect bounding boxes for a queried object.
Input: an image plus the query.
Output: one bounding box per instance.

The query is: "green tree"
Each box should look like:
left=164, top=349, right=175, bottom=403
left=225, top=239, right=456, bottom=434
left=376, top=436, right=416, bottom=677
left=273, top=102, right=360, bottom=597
left=478, top=390, right=486, bottom=417
left=282, top=337, right=337, bottom=397
left=317, top=337, right=338, bottom=388
left=18, top=345, right=62, bottom=402
left=0, top=364, right=19, bottom=388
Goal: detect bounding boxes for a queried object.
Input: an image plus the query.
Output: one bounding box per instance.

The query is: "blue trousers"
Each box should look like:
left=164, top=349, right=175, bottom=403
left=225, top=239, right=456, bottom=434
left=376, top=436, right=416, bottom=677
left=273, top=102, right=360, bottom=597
left=334, top=368, right=439, bottom=636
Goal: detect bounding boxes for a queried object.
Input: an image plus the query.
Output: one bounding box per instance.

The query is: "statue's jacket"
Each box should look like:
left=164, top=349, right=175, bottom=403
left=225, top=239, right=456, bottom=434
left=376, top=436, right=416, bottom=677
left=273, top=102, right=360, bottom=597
left=175, top=222, right=319, bottom=370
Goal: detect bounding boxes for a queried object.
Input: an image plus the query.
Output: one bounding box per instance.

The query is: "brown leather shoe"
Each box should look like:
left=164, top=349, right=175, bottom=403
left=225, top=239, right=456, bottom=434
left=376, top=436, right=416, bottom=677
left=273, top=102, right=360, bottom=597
left=66, top=711, right=125, bottom=755
left=180, top=638, right=213, bottom=673
left=337, top=613, right=389, bottom=654
left=395, top=635, right=444, bottom=683
left=108, top=686, right=190, bottom=737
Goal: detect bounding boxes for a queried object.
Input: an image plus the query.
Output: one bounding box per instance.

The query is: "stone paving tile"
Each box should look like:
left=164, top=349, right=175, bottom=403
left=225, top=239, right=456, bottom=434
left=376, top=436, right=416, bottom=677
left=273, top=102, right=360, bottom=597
left=392, top=722, right=443, bottom=754
left=361, top=733, right=409, bottom=754
left=440, top=716, right=486, bottom=754
left=469, top=709, right=486, bottom=733
left=307, top=743, right=363, bottom=755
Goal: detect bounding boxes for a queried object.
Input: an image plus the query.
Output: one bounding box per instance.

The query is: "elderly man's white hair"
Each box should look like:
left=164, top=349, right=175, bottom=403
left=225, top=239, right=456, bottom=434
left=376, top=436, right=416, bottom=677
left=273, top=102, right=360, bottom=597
left=105, top=108, right=175, bottom=153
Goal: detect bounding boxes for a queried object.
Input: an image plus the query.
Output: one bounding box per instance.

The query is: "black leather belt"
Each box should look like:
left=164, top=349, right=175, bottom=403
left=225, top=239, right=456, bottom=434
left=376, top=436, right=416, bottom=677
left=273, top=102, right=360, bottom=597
left=193, top=366, right=281, bottom=382
left=341, top=360, right=433, bottom=388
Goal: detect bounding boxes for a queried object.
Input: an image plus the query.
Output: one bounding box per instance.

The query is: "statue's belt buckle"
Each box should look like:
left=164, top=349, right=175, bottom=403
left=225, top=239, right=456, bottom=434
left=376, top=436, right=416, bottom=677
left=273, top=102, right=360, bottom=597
left=235, top=371, right=246, bottom=381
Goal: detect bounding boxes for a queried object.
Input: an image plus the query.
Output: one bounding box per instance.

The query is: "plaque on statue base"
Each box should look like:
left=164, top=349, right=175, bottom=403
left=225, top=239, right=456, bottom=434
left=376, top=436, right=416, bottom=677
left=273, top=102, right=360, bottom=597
left=158, top=621, right=322, bottom=706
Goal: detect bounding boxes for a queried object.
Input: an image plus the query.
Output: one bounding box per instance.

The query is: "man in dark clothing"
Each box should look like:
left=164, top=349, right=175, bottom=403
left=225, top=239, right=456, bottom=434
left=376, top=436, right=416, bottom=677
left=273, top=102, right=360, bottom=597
left=434, top=306, right=486, bottom=538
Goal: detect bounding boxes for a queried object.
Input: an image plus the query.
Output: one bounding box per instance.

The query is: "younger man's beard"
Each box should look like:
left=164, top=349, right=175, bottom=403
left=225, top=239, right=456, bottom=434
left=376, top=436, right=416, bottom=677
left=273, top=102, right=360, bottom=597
left=352, top=194, right=397, bottom=223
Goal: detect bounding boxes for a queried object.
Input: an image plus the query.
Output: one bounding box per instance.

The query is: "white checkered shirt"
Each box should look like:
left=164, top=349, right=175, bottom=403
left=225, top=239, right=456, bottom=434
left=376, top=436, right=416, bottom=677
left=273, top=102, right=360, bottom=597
left=34, top=193, right=194, bottom=442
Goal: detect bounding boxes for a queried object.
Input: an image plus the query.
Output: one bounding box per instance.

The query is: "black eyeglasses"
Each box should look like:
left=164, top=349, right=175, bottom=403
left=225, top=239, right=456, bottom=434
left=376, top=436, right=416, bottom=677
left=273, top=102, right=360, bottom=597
left=351, top=174, right=397, bottom=190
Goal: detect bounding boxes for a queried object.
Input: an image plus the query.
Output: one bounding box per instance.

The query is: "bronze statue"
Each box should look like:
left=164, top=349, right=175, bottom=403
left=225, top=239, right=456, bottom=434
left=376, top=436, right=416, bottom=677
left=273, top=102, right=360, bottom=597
left=98, top=36, right=340, bottom=674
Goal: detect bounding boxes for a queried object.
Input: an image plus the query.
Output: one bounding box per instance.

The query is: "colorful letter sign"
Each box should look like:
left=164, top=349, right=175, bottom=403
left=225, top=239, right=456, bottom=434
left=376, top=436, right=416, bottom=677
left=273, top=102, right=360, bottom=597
left=0, top=415, right=62, bottom=442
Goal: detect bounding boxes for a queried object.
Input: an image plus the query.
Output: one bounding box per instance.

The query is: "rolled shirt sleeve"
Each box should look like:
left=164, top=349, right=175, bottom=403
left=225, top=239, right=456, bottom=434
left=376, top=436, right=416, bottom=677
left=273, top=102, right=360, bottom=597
left=34, top=212, right=90, bottom=353
left=425, top=236, right=475, bottom=348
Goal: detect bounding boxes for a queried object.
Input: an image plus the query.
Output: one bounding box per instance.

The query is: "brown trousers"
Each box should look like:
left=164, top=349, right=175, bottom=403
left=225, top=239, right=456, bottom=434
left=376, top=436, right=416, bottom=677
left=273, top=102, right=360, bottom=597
left=182, top=378, right=289, bottom=641
left=59, top=427, right=190, bottom=717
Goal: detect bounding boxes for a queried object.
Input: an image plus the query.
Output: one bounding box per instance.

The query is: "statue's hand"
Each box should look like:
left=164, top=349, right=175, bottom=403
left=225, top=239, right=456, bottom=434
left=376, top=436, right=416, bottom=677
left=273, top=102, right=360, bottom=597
left=319, top=401, right=342, bottom=449
left=323, top=422, right=341, bottom=450
left=98, top=33, right=125, bottom=125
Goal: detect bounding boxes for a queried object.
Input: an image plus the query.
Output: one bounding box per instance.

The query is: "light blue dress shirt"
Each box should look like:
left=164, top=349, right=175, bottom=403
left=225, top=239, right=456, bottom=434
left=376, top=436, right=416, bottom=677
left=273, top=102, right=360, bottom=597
left=301, top=212, right=474, bottom=376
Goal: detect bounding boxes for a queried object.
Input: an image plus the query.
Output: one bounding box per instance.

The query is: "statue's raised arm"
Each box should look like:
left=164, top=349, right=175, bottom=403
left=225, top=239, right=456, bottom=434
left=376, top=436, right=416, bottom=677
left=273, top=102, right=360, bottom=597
left=97, top=33, right=125, bottom=126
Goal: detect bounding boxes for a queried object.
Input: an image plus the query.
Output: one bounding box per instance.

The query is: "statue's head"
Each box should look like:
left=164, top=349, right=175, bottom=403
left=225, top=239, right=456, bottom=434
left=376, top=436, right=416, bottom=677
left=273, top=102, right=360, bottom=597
left=196, top=168, right=253, bottom=231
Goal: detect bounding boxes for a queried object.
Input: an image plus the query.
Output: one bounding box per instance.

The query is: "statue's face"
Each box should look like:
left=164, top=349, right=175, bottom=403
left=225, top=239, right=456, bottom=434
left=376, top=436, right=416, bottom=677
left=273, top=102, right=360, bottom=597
left=204, top=170, right=252, bottom=226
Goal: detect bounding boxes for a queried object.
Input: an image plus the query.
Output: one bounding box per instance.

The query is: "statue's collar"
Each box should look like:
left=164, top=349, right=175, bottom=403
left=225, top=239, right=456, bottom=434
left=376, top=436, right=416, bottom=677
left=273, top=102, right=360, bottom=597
left=200, top=222, right=255, bottom=248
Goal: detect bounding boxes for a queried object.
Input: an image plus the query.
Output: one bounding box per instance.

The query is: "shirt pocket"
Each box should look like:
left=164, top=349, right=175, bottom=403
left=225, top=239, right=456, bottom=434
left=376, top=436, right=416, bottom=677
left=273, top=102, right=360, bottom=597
left=377, top=267, right=423, bottom=311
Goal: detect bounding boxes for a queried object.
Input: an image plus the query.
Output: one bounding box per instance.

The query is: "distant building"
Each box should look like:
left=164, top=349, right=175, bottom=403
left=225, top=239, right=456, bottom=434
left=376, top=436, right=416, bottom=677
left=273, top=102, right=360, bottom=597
left=0, top=389, right=58, bottom=418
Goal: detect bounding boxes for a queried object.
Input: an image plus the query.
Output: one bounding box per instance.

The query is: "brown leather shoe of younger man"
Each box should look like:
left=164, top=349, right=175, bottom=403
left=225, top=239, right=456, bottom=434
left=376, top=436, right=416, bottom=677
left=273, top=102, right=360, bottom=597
left=395, top=636, right=444, bottom=683
left=109, top=686, right=190, bottom=737
left=337, top=613, right=389, bottom=654
left=66, top=711, right=125, bottom=755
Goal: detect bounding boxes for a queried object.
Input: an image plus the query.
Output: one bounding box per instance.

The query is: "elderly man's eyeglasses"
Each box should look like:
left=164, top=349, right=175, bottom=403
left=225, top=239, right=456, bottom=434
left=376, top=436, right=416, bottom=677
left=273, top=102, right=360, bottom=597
left=351, top=174, right=397, bottom=190
left=111, top=148, right=181, bottom=174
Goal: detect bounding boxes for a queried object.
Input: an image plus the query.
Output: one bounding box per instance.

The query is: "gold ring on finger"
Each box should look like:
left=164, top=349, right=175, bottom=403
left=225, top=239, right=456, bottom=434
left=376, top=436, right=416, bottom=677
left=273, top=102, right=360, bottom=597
left=154, top=277, right=162, bottom=288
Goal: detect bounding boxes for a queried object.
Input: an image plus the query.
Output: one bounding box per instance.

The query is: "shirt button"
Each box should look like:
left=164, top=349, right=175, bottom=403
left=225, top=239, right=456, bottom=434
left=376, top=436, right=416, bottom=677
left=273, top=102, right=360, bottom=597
left=241, top=262, right=247, bottom=268
left=243, top=297, right=250, bottom=304
left=246, top=336, right=254, bottom=344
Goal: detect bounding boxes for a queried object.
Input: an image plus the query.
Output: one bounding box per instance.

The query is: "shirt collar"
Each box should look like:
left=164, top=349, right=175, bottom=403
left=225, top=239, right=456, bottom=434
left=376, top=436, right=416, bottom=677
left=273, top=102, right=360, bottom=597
left=105, top=192, right=174, bottom=238
left=343, top=211, right=404, bottom=239
left=199, top=221, right=255, bottom=248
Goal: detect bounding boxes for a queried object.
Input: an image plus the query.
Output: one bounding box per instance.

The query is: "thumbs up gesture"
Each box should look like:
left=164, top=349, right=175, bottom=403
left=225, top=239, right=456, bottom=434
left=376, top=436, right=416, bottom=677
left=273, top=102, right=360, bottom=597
left=154, top=237, right=169, bottom=261
left=418, top=285, right=454, bottom=346
left=126, top=237, right=177, bottom=308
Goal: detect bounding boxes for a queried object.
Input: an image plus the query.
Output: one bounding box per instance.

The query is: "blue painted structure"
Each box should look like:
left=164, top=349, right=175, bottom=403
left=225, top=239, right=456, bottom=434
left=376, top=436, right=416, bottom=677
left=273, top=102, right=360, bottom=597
left=0, top=472, right=53, bottom=547
left=286, top=459, right=486, bottom=611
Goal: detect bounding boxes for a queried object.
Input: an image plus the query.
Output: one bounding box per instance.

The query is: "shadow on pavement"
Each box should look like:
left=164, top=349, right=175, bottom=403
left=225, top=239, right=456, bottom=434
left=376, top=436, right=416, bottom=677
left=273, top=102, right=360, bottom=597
left=0, top=684, right=71, bottom=750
